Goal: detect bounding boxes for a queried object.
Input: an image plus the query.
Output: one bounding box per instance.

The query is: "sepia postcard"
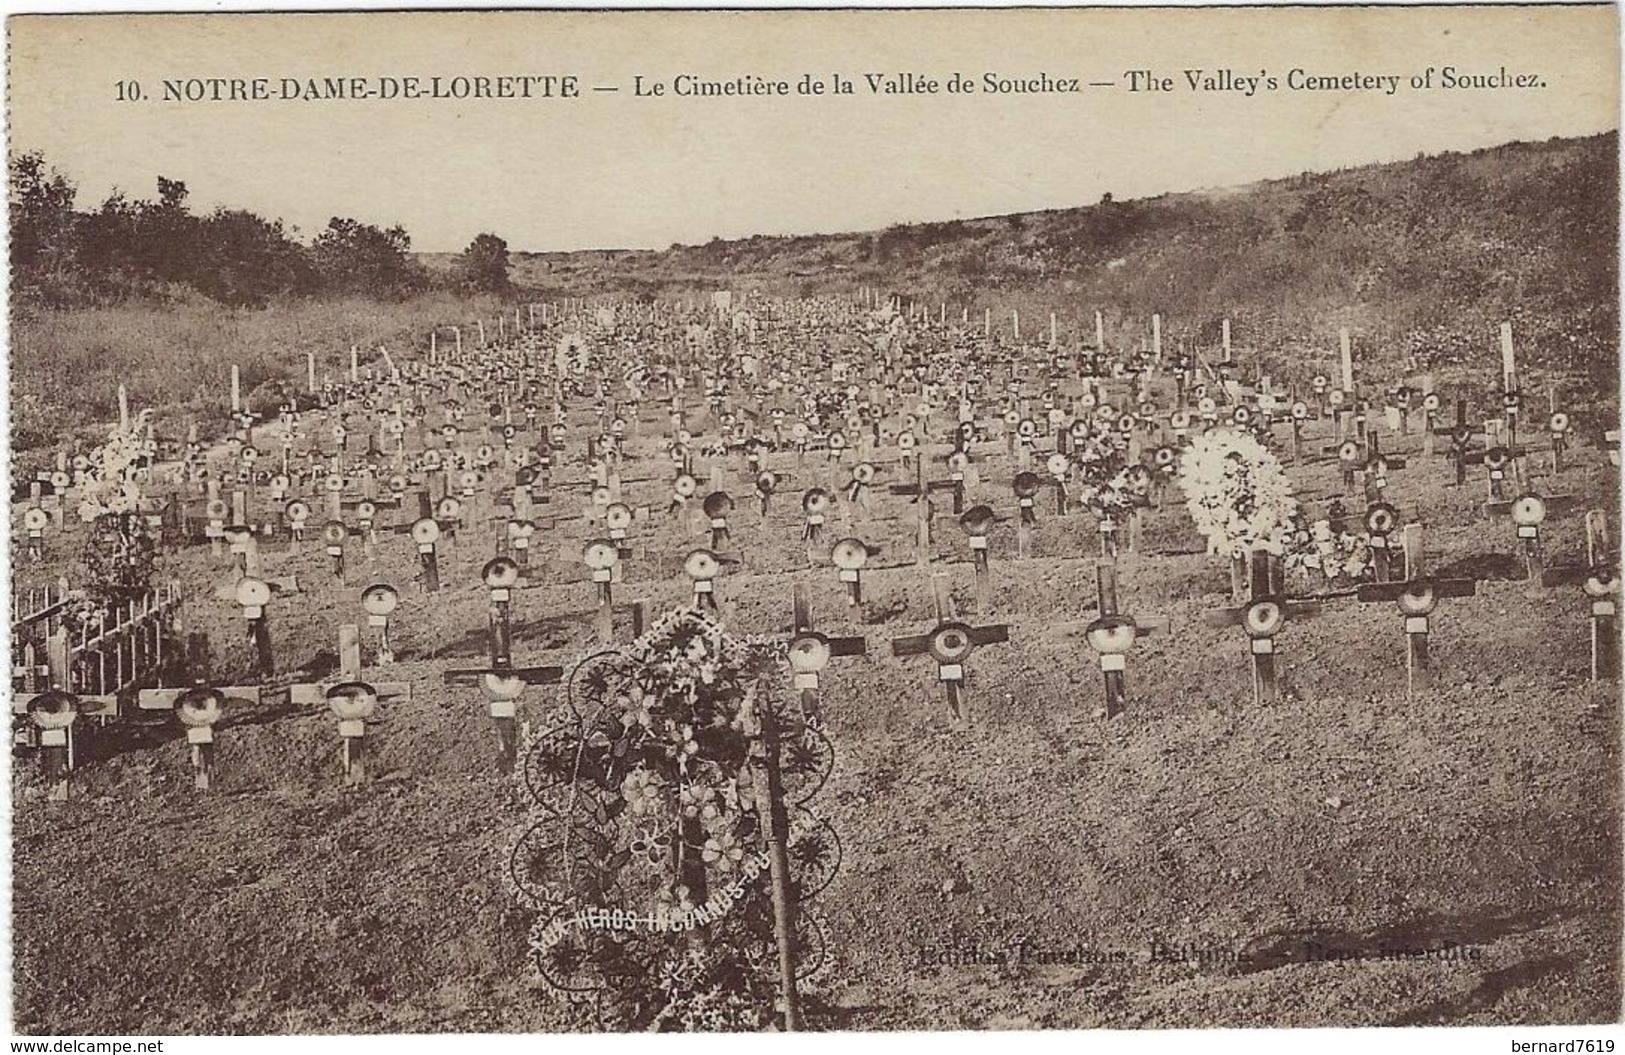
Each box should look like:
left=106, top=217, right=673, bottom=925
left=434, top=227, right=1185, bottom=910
left=3, top=2, right=1620, bottom=1041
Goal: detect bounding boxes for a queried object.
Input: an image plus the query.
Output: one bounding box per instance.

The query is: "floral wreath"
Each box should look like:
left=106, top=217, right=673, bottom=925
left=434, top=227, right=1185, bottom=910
left=76, top=409, right=157, bottom=523
left=505, top=606, right=838, bottom=1030
left=1069, top=417, right=1152, bottom=521
left=1177, top=427, right=1299, bottom=556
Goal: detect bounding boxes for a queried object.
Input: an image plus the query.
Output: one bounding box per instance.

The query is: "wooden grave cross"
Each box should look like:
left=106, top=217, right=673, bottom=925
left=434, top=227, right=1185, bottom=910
left=204, top=488, right=230, bottom=557
left=938, top=448, right=974, bottom=515
left=1288, top=402, right=1311, bottom=464
left=1045, top=453, right=1072, bottom=516
left=956, top=504, right=1007, bottom=612
left=1432, top=399, right=1479, bottom=486
left=21, top=506, right=49, bottom=560
left=390, top=493, right=450, bottom=592
left=1419, top=392, right=1443, bottom=457
left=783, top=583, right=868, bottom=726
left=1485, top=491, right=1578, bottom=581
left=443, top=558, right=564, bottom=771
left=703, top=491, right=736, bottom=550
left=12, top=631, right=116, bottom=801
left=828, top=537, right=884, bottom=610
left=1360, top=430, right=1407, bottom=502
left=1465, top=442, right=1525, bottom=502
left=683, top=548, right=739, bottom=613
left=1362, top=501, right=1405, bottom=583
left=214, top=574, right=296, bottom=678
left=436, top=493, right=469, bottom=544
left=137, top=683, right=262, bottom=790
left=1202, top=549, right=1321, bottom=704
left=1539, top=510, right=1619, bottom=682
left=360, top=582, right=400, bottom=664
left=1073, top=559, right=1167, bottom=718
left=801, top=487, right=834, bottom=551
left=890, top=571, right=1011, bottom=726
left=582, top=538, right=622, bottom=643
left=1356, top=522, right=1478, bottom=695
left=601, top=501, right=651, bottom=581
left=320, top=519, right=361, bottom=582
left=844, top=461, right=879, bottom=516
left=668, top=471, right=699, bottom=519
left=1148, top=445, right=1179, bottom=507
left=1012, top=471, right=1043, bottom=558
left=1547, top=410, right=1572, bottom=474
left=886, top=455, right=957, bottom=565
left=283, top=497, right=312, bottom=551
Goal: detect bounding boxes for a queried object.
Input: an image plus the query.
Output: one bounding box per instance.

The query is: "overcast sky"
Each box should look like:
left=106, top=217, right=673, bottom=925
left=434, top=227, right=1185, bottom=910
left=9, top=7, right=1618, bottom=253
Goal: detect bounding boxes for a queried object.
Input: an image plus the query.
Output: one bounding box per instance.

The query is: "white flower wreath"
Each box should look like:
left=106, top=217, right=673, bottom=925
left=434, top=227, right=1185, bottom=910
left=1177, top=428, right=1299, bottom=557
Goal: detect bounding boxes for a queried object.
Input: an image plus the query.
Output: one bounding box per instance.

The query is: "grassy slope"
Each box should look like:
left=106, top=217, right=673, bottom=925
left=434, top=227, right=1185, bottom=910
left=521, top=132, right=1617, bottom=387
left=9, top=292, right=516, bottom=462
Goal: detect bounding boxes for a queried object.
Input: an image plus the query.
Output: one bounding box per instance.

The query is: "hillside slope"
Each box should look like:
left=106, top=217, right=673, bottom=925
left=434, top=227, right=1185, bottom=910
left=516, top=132, right=1618, bottom=386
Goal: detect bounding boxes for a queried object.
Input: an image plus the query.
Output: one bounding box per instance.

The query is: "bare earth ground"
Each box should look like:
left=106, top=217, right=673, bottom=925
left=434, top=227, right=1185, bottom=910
left=9, top=412, right=1621, bottom=1032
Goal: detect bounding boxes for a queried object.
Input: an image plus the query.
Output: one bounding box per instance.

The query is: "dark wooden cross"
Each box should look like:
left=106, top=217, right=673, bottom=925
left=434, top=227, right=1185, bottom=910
left=444, top=562, right=563, bottom=772
left=703, top=490, right=735, bottom=550
left=1356, top=522, right=1478, bottom=695
left=1073, top=560, right=1166, bottom=718
left=1202, top=549, right=1320, bottom=704
left=215, top=575, right=294, bottom=678
left=783, top=583, right=868, bottom=726
left=1359, top=430, right=1407, bottom=503
left=957, top=504, right=1005, bottom=613
left=754, top=469, right=784, bottom=515
left=1465, top=444, right=1525, bottom=503
left=890, top=572, right=1010, bottom=726
left=1485, top=491, right=1578, bottom=581
left=887, top=454, right=957, bottom=566
left=1434, top=399, right=1482, bottom=486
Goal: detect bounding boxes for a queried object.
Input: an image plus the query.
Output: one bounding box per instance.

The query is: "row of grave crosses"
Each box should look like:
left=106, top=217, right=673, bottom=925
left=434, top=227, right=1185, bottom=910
left=56, top=391, right=1591, bottom=585
left=25, top=507, right=1617, bottom=800
left=24, top=310, right=1601, bottom=491
left=57, top=309, right=1599, bottom=586
left=164, top=422, right=1612, bottom=738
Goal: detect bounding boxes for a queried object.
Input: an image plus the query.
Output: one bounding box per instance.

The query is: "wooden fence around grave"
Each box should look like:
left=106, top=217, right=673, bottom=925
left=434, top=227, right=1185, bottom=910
left=11, top=577, right=73, bottom=645
left=11, top=581, right=182, bottom=700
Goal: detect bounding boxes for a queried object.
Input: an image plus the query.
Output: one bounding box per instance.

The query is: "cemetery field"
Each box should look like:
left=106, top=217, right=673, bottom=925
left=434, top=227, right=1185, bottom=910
left=10, top=398, right=1620, bottom=1033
